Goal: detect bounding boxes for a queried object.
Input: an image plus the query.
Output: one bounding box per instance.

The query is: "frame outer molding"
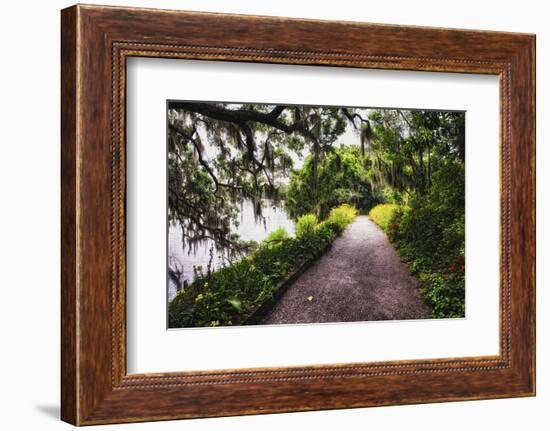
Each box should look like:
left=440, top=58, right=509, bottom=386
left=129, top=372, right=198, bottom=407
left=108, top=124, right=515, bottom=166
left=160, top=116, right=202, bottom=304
left=61, top=4, right=535, bottom=426
left=60, top=5, right=78, bottom=424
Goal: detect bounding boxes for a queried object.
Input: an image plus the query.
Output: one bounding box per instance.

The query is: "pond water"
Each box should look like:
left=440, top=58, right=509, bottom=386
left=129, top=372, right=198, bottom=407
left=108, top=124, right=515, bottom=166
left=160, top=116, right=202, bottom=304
left=168, top=200, right=295, bottom=301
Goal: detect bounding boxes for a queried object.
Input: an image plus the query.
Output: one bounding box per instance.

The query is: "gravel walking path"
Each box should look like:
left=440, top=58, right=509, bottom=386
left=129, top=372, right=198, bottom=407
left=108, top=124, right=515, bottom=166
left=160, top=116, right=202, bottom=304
left=261, top=215, right=432, bottom=324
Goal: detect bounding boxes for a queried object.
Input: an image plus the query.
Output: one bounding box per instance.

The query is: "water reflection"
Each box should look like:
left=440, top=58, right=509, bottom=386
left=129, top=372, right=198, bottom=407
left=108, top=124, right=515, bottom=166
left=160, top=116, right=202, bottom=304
left=168, top=200, right=295, bottom=301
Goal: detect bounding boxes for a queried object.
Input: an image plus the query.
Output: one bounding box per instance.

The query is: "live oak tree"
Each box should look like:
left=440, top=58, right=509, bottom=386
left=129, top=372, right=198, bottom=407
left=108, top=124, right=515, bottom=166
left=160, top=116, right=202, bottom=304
left=168, top=102, right=365, bottom=253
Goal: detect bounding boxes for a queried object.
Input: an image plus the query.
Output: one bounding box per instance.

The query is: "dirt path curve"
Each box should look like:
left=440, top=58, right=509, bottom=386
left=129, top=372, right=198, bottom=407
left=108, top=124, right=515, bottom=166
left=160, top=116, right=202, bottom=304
left=261, top=215, right=432, bottom=324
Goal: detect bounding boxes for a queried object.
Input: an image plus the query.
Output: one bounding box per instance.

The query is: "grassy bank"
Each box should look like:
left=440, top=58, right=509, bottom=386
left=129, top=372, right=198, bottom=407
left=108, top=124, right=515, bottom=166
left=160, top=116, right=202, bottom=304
left=169, top=204, right=357, bottom=328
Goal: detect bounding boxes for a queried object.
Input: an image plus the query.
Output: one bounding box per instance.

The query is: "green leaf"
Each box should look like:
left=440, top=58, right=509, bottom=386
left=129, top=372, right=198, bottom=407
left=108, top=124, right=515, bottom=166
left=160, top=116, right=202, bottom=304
left=226, top=298, right=243, bottom=312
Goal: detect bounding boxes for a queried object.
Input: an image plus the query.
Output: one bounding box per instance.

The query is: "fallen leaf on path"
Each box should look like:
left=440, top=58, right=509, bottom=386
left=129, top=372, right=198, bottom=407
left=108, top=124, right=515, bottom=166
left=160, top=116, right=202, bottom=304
left=307, top=296, right=313, bottom=301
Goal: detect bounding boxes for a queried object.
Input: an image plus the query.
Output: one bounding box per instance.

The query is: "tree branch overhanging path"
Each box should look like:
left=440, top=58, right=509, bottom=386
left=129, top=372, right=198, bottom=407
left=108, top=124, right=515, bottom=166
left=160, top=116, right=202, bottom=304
left=261, top=215, right=432, bottom=324
left=167, top=101, right=357, bottom=253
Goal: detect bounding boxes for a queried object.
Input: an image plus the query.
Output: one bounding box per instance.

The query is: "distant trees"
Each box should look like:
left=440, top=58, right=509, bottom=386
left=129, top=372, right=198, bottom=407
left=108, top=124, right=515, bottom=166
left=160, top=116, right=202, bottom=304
left=284, top=145, right=377, bottom=219
left=367, top=109, right=464, bottom=196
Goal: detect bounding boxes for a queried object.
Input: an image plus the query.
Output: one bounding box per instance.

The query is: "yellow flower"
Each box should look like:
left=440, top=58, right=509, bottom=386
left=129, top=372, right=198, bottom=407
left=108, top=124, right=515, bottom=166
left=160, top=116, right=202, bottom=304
left=210, top=320, right=220, bottom=327
left=195, top=294, right=204, bottom=302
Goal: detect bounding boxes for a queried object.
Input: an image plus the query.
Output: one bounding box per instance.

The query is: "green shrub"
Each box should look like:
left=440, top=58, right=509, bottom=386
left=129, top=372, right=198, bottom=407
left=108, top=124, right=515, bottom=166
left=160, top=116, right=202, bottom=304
left=265, top=226, right=289, bottom=245
left=419, top=271, right=465, bottom=318
left=296, top=214, right=318, bottom=237
left=396, top=162, right=464, bottom=271
left=168, top=239, right=303, bottom=328
left=368, top=203, right=400, bottom=233
left=375, top=186, right=405, bottom=205
left=315, top=220, right=337, bottom=243
left=326, top=204, right=358, bottom=233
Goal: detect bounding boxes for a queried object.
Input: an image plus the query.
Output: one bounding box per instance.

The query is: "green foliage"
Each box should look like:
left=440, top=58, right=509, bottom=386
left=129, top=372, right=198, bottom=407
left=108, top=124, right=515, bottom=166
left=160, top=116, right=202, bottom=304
left=314, top=221, right=337, bottom=245
left=368, top=204, right=400, bottom=235
left=326, top=204, right=358, bottom=234
left=382, top=161, right=465, bottom=318
left=168, top=204, right=357, bottom=328
left=396, top=161, right=464, bottom=270
left=168, top=104, right=363, bottom=252
left=368, top=110, right=465, bottom=195
left=265, top=226, right=289, bottom=244
left=296, top=214, right=318, bottom=237
left=376, top=186, right=404, bottom=205
left=419, top=271, right=465, bottom=318
left=285, top=146, right=379, bottom=219
left=168, top=102, right=466, bottom=324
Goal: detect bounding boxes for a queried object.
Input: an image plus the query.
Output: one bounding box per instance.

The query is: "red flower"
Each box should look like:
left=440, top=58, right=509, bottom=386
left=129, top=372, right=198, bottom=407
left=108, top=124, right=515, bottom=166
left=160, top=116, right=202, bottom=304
left=449, top=263, right=456, bottom=273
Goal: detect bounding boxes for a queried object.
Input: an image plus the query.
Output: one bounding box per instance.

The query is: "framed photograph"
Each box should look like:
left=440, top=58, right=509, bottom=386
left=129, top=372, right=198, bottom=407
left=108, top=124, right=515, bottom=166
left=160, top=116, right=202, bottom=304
left=61, top=4, right=535, bottom=425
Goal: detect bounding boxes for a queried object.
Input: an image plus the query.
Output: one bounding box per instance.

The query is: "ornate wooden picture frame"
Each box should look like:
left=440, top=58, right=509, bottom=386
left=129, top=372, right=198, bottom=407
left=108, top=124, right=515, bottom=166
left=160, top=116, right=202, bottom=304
left=61, top=4, right=535, bottom=425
